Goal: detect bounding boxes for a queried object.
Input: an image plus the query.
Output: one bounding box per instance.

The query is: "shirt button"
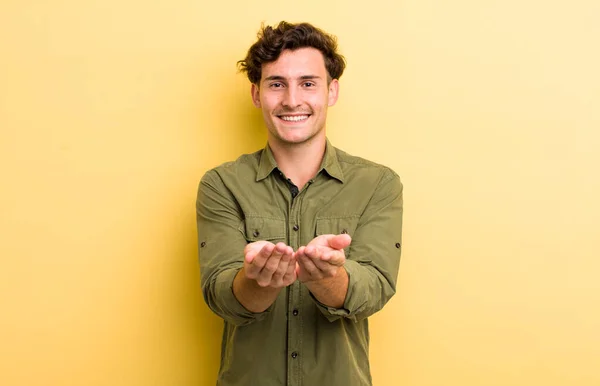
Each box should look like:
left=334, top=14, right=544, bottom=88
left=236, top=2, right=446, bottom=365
left=292, top=309, right=299, bottom=316
left=291, top=352, right=298, bottom=359
left=253, top=230, right=260, bottom=237
left=200, top=241, right=206, bottom=248
left=395, top=242, right=401, bottom=248
left=341, top=229, right=348, bottom=234
left=293, top=225, right=299, bottom=231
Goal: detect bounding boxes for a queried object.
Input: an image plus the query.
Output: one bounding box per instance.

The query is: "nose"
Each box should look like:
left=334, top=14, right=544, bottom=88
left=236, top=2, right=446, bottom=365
left=282, top=87, right=300, bottom=108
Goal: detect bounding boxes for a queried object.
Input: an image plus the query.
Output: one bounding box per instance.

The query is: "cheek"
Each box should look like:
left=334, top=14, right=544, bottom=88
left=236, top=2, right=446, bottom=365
left=305, top=96, right=324, bottom=110
left=262, top=96, right=281, bottom=111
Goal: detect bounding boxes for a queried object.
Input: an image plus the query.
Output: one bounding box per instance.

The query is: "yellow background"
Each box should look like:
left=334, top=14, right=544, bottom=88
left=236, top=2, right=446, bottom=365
left=1, top=0, right=599, bottom=385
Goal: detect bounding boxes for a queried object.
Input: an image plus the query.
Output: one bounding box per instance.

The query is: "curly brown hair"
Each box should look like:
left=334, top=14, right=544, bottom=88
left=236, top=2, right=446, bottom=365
left=238, top=21, right=346, bottom=85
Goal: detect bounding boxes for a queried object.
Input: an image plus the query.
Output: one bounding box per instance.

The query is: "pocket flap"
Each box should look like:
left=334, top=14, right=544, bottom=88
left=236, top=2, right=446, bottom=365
left=315, top=216, right=359, bottom=237
left=241, top=217, right=286, bottom=242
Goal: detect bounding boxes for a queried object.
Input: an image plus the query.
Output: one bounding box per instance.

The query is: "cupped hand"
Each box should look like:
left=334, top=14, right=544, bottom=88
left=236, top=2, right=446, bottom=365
left=294, top=234, right=351, bottom=283
left=243, top=241, right=297, bottom=288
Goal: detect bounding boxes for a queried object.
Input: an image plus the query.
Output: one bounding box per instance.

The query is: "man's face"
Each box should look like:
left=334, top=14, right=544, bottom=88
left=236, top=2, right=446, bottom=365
left=251, top=47, right=339, bottom=146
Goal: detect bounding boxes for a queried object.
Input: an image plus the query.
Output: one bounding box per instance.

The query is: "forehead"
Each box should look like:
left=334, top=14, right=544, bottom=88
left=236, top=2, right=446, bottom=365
left=261, top=47, right=327, bottom=80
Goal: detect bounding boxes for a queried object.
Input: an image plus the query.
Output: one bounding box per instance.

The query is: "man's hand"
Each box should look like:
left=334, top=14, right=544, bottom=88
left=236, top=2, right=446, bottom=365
left=294, top=234, right=351, bottom=308
left=294, top=234, right=351, bottom=283
left=243, top=241, right=297, bottom=288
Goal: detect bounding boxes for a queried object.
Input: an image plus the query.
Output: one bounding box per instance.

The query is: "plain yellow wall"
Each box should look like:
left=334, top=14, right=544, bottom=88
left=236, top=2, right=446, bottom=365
left=1, top=0, right=599, bottom=385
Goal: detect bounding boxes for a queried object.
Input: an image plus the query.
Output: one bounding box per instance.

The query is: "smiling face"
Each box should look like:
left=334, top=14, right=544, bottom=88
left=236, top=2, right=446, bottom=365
left=251, top=47, right=339, bottom=147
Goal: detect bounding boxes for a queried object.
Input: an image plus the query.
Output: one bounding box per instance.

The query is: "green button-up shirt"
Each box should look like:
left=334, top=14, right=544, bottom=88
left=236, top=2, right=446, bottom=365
left=196, top=140, right=403, bottom=386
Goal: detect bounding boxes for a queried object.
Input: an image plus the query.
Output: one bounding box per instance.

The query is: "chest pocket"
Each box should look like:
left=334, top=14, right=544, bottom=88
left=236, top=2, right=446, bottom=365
left=240, top=216, right=287, bottom=243
left=315, top=216, right=360, bottom=258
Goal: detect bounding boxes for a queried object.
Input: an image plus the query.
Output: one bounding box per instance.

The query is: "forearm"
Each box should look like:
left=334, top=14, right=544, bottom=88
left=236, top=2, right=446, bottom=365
left=304, top=266, right=349, bottom=309
left=233, top=267, right=282, bottom=313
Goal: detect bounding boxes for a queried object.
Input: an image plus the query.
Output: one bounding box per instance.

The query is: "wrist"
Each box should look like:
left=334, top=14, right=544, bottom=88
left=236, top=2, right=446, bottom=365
left=233, top=268, right=282, bottom=313
left=303, top=266, right=347, bottom=292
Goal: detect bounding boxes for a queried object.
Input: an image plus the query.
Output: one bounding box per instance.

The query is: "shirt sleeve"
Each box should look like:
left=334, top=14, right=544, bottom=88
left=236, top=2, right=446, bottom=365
left=196, top=170, right=272, bottom=326
left=312, top=168, right=403, bottom=322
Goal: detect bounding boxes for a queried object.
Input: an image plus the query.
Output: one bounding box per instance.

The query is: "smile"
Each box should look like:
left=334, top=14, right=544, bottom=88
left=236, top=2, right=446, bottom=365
left=279, top=115, right=310, bottom=122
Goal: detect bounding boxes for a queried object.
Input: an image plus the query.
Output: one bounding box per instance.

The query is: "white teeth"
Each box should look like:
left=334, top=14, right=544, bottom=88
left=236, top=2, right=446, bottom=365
left=280, top=115, right=309, bottom=122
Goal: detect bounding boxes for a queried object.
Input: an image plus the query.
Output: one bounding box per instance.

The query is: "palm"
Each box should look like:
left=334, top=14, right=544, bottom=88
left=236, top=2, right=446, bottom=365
left=243, top=241, right=297, bottom=288
left=296, top=234, right=351, bottom=282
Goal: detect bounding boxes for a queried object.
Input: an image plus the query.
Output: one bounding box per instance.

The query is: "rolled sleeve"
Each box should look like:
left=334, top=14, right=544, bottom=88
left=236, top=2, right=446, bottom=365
left=312, top=169, right=403, bottom=322
left=309, top=260, right=369, bottom=322
left=197, top=170, right=269, bottom=326
left=204, top=267, right=272, bottom=326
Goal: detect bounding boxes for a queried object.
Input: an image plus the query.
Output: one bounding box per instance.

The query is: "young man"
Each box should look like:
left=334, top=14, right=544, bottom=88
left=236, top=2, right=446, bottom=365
left=197, top=21, right=403, bottom=386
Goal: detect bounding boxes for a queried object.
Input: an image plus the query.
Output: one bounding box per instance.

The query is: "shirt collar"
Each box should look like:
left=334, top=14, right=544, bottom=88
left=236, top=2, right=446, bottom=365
left=320, top=139, right=345, bottom=183
left=256, top=144, right=279, bottom=181
left=255, top=139, right=345, bottom=183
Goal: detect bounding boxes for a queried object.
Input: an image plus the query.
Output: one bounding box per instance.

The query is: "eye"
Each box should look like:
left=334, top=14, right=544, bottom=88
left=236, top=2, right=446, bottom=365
left=303, top=82, right=315, bottom=87
left=270, top=82, right=284, bottom=88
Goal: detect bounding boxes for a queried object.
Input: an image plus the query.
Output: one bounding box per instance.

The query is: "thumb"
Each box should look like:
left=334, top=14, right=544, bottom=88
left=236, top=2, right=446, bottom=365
left=328, top=234, right=352, bottom=250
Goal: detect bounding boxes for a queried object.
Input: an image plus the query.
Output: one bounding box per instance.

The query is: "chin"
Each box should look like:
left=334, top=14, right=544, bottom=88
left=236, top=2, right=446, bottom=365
left=269, top=126, right=324, bottom=146
left=279, top=136, right=310, bottom=145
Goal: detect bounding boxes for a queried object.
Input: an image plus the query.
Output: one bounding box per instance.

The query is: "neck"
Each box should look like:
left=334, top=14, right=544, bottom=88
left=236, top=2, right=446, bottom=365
left=269, top=135, right=326, bottom=190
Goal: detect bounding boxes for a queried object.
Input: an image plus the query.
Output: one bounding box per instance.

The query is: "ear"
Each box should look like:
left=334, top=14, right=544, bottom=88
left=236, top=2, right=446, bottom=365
left=251, top=84, right=261, bottom=108
left=328, top=79, right=339, bottom=107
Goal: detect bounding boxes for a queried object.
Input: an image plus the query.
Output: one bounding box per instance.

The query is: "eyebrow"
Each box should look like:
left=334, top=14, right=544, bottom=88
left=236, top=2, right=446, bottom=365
left=263, top=75, right=323, bottom=82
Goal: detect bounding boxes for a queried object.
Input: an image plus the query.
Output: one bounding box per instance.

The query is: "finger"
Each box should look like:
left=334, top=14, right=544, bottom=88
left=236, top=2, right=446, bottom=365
left=245, top=241, right=273, bottom=263
left=302, top=245, right=335, bottom=271
left=245, top=242, right=275, bottom=278
left=309, top=252, right=344, bottom=278
left=297, top=251, right=321, bottom=280
left=321, top=249, right=346, bottom=266
left=303, top=245, right=322, bottom=260
left=311, top=257, right=331, bottom=273
left=282, top=255, right=297, bottom=284
left=256, top=243, right=286, bottom=286
left=302, top=245, right=344, bottom=276
left=244, top=240, right=267, bottom=257
left=304, top=245, right=340, bottom=266
left=306, top=251, right=335, bottom=272
left=328, top=234, right=351, bottom=250
left=269, top=245, right=294, bottom=286
left=293, top=247, right=305, bottom=277
left=293, top=246, right=306, bottom=260
left=260, top=242, right=288, bottom=272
